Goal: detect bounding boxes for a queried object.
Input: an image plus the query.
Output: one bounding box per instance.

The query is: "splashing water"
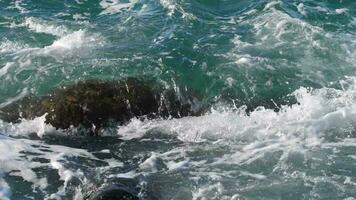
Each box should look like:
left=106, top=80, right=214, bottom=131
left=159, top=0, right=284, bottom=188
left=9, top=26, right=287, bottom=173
left=1, top=0, right=356, bottom=199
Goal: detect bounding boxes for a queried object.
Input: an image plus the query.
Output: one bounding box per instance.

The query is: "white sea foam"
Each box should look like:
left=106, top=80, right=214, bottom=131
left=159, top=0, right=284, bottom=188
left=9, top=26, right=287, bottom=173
left=11, top=29, right=104, bottom=60
left=99, top=0, right=137, bottom=15
left=102, top=77, right=356, bottom=199
left=2, top=77, right=356, bottom=198
left=109, top=170, right=137, bottom=179
left=117, top=77, right=356, bottom=144
left=335, top=8, right=348, bottom=14
left=315, top=6, right=328, bottom=13
left=159, top=0, right=195, bottom=19
left=73, top=13, right=88, bottom=21
left=0, top=87, right=28, bottom=109
left=0, top=174, right=11, bottom=200
left=1, top=0, right=355, bottom=198
left=0, top=62, right=14, bottom=78
left=166, top=160, right=189, bottom=171
left=160, top=0, right=176, bottom=17
left=2, top=16, right=104, bottom=61
left=251, top=3, right=322, bottom=43
left=46, top=29, right=99, bottom=51
left=235, top=56, right=251, bottom=65
left=13, top=0, right=28, bottom=13
left=40, top=30, right=104, bottom=59
left=0, top=134, right=97, bottom=199
left=263, top=1, right=280, bottom=11
left=74, top=0, right=85, bottom=4
left=24, top=17, right=69, bottom=37
left=297, top=3, right=307, bottom=16
left=228, top=0, right=355, bottom=85
left=0, top=114, right=57, bottom=138
left=0, top=39, right=29, bottom=54
left=192, top=183, right=227, bottom=200
left=139, top=153, right=160, bottom=172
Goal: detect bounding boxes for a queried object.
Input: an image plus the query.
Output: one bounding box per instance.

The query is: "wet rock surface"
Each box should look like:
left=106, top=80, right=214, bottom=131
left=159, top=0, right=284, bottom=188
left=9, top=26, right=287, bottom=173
left=89, top=184, right=140, bottom=200
left=0, top=78, right=202, bottom=134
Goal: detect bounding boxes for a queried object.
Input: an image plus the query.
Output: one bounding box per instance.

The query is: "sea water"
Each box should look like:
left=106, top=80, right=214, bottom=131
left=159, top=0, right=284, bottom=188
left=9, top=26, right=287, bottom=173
left=0, top=0, right=356, bottom=199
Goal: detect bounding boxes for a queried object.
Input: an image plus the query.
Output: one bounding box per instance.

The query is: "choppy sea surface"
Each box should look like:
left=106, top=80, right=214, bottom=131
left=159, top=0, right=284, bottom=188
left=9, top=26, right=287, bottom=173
left=1, top=0, right=356, bottom=199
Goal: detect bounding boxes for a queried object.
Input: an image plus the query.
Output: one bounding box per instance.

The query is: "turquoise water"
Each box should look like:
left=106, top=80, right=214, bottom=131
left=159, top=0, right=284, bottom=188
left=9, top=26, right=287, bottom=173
left=0, top=0, right=356, bottom=199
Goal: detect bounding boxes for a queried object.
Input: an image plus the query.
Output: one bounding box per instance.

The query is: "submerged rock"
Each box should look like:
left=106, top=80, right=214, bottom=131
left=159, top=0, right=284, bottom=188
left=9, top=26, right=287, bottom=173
left=89, top=184, right=139, bottom=200
left=0, top=78, right=202, bottom=135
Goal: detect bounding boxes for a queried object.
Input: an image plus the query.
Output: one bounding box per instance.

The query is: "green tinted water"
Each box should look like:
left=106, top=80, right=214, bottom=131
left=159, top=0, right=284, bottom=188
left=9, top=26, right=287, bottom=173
left=1, top=0, right=356, bottom=199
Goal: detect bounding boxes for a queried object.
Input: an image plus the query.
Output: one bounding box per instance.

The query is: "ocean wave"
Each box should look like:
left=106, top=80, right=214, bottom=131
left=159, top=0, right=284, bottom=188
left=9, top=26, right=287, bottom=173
left=117, top=77, right=356, bottom=144
left=44, top=29, right=103, bottom=53
left=10, top=29, right=105, bottom=60
left=159, top=0, right=195, bottom=19
left=99, top=0, right=138, bottom=15
left=13, top=0, right=28, bottom=13
left=1, top=0, right=356, bottom=198
left=23, top=17, right=69, bottom=37
left=224, top=0, right=356, bottom=96
left=0, top=39, right=29, bottom=54
left=2, top=76, right=356, bottom=144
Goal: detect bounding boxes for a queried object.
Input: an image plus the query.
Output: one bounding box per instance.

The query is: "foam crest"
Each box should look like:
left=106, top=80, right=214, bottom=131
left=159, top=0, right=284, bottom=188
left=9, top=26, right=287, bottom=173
left=227, top=0, right=356, bottom=90
left=1, top=76, right=355, bottom=199
left=263, top=1, right=281, bottom=11
left=40, top=30, right=104, bottom=59
left=24, top=17, right=69, bottom=37
left=0, top=39, right=29, bottom=54
left=0, top=114, right=57, bottom=138
left=159, top=0, right=195, bottom=19
left=0, top=62, right=14, bottom=78
left=0, top=87, right=28, bottom=108
left=248, top=2, right=323, bottom=47
left=12, top=29, right=104, bottom=60
left=118, top=77, right=356, bottom=144
left=297, top=3, right=307, bottom=16
left=13, top=0, right=28, bottom=13
left=48, top=29, right=98, bottom=50
left=160, top=0, right=176, bottom=17
left=99, top=0, right=138, bottom=15
left=2, top=76, right=356, bottom=146
left=335, top=8, right=348, bottom=14
left=113, top=78, right=356, bottom=198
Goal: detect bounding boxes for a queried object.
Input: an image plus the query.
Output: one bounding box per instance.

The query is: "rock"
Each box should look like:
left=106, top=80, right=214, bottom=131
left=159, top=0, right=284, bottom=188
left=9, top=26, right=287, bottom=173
left=90, top=184, right=139, bottom=200
left=0, top=78, right=202, bottom=135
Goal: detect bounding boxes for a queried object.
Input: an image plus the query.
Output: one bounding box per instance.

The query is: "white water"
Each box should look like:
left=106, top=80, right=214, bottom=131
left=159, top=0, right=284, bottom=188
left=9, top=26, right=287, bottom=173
left=0, top=135, right=98, bottom=200
left=99, top=0, right=138, bottom=15
left=24, top=17, right=70, bottom=37
left=1, top=76, right=356, bottom=198
left=118, top=77, right=356, bottom=143
left=0, top=29, right=104, bottom=71
left=1, top=0, right=356, bottom=199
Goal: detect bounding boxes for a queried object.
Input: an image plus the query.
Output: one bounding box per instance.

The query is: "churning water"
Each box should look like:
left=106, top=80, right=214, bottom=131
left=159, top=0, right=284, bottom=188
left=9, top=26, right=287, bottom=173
left=1, top=0, right=356, bottom=199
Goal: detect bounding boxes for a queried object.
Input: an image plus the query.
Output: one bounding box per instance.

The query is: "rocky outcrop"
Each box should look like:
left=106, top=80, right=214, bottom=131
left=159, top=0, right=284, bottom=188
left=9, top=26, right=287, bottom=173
left=89, top=184, right=139, bottom=200
left=0, top=78, right=202, bottom=135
